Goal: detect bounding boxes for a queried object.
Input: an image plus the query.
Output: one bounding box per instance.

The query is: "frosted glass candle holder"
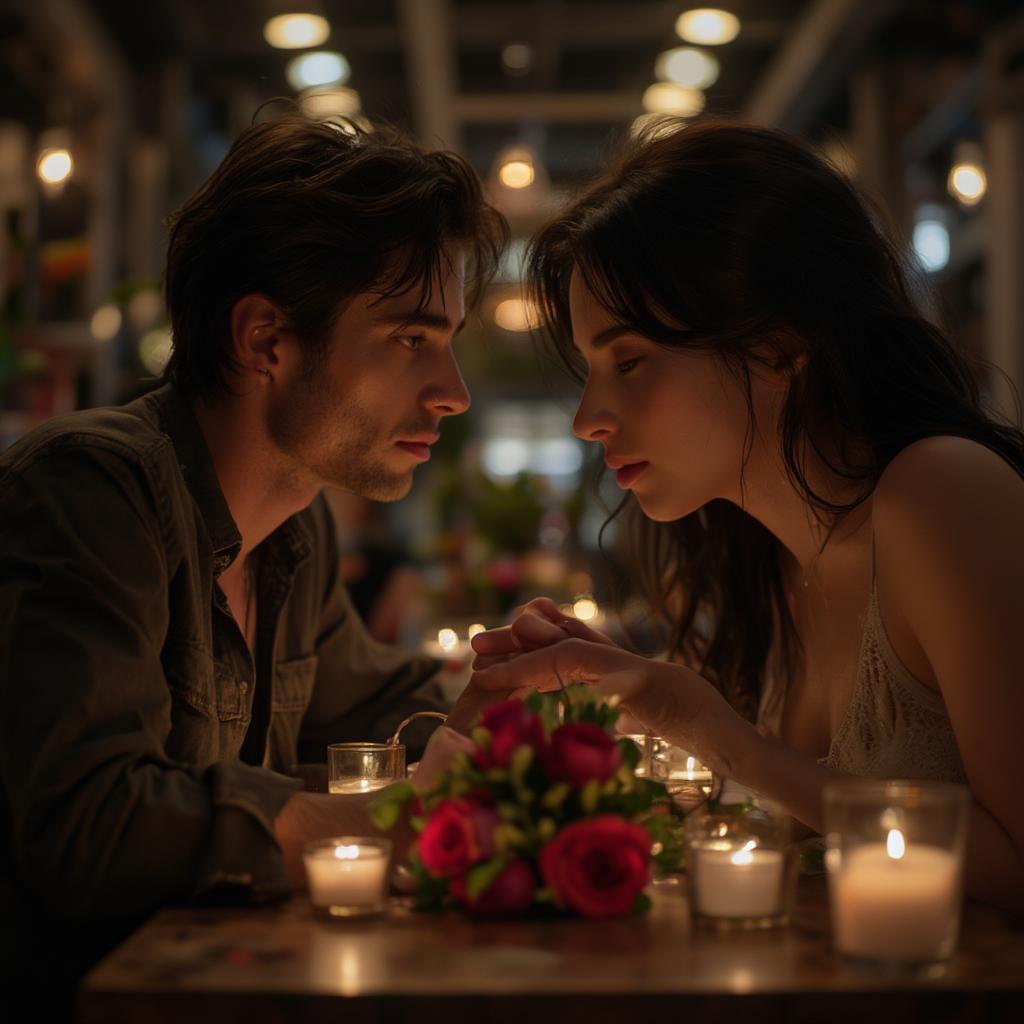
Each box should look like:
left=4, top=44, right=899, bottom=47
left=327, top=742, right=405, bottom=795
left=303, top=836, right=392, bottom=918
left=684, top=808, right=795, bottom=930
left=824, top=779, right=970, bottom=970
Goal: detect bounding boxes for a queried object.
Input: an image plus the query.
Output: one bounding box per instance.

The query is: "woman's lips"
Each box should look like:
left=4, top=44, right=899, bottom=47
left=396, top=441, right=432, bottom=461
left=615, top=461, right=649, bottom=488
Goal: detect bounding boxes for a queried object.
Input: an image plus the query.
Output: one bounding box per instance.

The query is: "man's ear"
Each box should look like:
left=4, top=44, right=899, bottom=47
left=228, top=294, right=288, bottom=380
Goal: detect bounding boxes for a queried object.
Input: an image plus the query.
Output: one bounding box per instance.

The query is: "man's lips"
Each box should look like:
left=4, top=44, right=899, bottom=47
left=395, top=441, right=433, bottom=461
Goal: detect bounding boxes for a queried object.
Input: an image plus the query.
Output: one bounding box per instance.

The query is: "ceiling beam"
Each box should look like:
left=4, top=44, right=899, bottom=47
left=455, top=91, right=638, bottom=124
left=743, top=0, right=903, bottom=131
left=397, top=0, right=459, bottom=150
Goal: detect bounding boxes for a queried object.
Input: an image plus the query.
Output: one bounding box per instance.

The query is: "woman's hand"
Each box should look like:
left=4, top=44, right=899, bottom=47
left=471, top=597, right=619, bottom=670
left=469, top=636, right=746, bottom=775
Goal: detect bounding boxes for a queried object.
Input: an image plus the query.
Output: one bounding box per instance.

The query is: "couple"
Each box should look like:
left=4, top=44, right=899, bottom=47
left=1, top=112, right=1021, bottom=983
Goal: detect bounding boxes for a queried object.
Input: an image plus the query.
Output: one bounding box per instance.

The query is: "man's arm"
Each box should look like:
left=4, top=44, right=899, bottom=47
left=0, top=443, right=298, bottom=918
left=297, top=498, right=447, bottom=761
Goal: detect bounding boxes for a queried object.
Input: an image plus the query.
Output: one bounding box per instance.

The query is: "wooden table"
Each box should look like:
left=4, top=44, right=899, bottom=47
left=79, top=876, right=1024, bottom=1024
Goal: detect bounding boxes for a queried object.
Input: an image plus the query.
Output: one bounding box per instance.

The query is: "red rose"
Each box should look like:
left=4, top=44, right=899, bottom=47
left=474, top=700, right=546, bottom=770
left=544, top=722, right=622, bottom=787
left=450, top=859, right=536, bottom=915
left=417, top=798, right=499, bottom=878
left=539, top=815, right=651, bottom=918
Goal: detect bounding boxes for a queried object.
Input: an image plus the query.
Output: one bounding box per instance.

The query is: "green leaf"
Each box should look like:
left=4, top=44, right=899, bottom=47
left=497, top=801, right=521, bottom=820
left=525, top=690, right=543, bottom=713
left=537, top=817, right=557, bottom=841
left=369, top=799, right=400, bottom=831
left=471, top=727, right=491, bottom=749
left=409, top=816, right=426, bottom=832
left=541, top=783, right=570, bottom=810
left=581, top=779, right=600, bottom=814
left=632, top=892, right=652, bottom=915
left=493, top=823, right=527, bottom=851
left=619, top=737, right=641, bottom=770
left=510, top=744, right=534, bottom=782
left=368, top=780, right=415, bottom=830
left=465, top=854, right=510, bottom=901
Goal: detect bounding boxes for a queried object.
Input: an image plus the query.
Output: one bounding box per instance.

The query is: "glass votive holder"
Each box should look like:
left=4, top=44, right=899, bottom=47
left=303, top=836, right=392, bottom=918
left=684, top=807, right=795, bottom=930
left=650, top=743, right=715, bottom=813
left=823, top=779, right=970, bottom=970
left=327, top=742, right=405, bottom=795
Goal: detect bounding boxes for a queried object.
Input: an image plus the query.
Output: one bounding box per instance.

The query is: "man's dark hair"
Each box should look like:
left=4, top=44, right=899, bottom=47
left=163, top=115, right=508, bottom=398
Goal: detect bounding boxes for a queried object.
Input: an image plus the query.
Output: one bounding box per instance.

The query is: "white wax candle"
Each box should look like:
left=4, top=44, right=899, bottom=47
left=831, top=841, right=960, bottom=961
left=694, top=843, right=784, bottom=918
left=305, top=844, right=389, bottom=911
left=328, top=778, right=392, bottom=795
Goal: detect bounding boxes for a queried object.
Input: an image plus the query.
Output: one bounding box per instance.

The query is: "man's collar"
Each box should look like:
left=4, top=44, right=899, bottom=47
left=140, top=383, right=312, bottom=576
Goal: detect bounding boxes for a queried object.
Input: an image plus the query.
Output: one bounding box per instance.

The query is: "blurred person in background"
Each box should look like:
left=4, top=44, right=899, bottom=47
left=472, top=120, right=1024, bottom=914
left=0, top=114, right=508, bottom=1003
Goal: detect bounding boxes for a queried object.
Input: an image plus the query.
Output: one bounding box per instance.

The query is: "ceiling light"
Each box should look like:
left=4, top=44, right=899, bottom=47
left=286, top=51, right=350, bottom=91
left=642, top=82, right=705, bottom=117
left=676, top=8, right=740, bottom=45
left=37, top=148, right=72, bottom=184
left=494, top=297, right=541, bottom=332
left=912, top=207, right=950, bottom=274
left=90, top=305, right=121, bottom=342
left=502, top=43, right=534, bottom=73
left=498, top=159, right=535, bottom=189
left=947, top=143, right=986, bottom=207
left=264, top=13, right=330, bottom=49
left=655, top=47, right=719, bottom=90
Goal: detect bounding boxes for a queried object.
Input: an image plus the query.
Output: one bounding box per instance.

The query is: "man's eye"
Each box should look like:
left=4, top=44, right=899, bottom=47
left=399, top=335, right=425, bottom=351
left=617, top=357, right=642, bottom=375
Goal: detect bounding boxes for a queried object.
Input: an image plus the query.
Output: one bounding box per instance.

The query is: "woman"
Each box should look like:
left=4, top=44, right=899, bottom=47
left=470, top=121, right=1024, bottom=911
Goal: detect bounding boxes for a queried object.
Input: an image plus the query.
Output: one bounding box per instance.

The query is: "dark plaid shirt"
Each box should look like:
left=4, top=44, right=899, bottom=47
left=0, top=383, right=442, bottom=960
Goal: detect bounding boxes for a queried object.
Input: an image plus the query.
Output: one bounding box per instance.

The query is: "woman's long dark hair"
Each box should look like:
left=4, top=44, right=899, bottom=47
left=528, top=120, right=1024, bottom=722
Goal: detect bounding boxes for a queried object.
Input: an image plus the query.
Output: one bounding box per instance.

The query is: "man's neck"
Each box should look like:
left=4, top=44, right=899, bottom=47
left=190, top=393, right=320, bottom=561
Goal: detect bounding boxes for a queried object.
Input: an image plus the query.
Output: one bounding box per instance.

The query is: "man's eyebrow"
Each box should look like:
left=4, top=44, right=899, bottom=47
left=372, top=310, right=465, bottom=334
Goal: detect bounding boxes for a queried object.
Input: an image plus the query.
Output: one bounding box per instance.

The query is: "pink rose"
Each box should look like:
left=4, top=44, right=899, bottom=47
left=544, top=722, right=622, bottom=787
left=539, top=815, right=651, bottom=918
left=417, top=798, right=499, bottom=878
left=474, top=700, right=546, bottom=770
left=450, top=859, right=536, bottom=915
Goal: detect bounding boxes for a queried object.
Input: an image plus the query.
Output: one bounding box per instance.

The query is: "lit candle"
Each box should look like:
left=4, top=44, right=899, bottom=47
left=423, top=627, right=472, bottom=661
left=830, top=829, right=960, bottom=962
left=327, top=778, right=392, bottom=795
left=467, top=623, right=487, bottom=640
left=303, top=839, right=391, bottom=917
left=692, top=840, right=785, bottom=918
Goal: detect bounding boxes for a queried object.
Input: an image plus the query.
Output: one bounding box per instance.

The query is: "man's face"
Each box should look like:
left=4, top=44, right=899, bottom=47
left=267, top=249, right=469, bottom=501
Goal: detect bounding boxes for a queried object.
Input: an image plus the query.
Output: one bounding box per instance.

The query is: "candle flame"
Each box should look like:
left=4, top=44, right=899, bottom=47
left=437, top=628, right=458, bottom=652
left=334, top=844, right=360, bottom=860
left=886, top=828, right=906, bottom=860
left=730, top=840, right=757, bottom=866
left=686, top=756, right=696, bottom=776
left=572, top=597, right=599, bottom=621
left=468, top=623, right=486, bottom=640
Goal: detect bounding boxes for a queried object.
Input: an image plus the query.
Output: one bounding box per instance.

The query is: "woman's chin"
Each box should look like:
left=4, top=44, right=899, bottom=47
left=634, top=492, right=702, bottom=523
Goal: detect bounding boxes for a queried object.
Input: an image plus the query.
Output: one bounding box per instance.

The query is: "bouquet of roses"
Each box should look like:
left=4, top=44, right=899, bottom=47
left=371, top=689, right=680, bottom=918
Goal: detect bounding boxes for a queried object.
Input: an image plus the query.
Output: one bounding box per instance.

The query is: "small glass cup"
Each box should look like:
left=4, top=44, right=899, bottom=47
left=327, top=743, right=405, bottom=794
left=650, top=743, right=714, bottom=813
left=303, top=836, right=392, bottom=918
left=684, top=805, right=795, bottom=930
left=824, top=779, right=970, bottom=971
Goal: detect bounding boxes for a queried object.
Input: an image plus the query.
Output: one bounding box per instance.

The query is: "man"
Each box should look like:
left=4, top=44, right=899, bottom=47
left=0, top=115, right=507, bottom=995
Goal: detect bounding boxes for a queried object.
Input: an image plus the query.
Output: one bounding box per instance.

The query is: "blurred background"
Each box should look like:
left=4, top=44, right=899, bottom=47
left=2, top=0, right=1023, bottom=680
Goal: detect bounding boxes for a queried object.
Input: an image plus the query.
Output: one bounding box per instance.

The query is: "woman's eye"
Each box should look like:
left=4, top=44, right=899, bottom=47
left=399, top=335, right=425, bottom=351
left=616, top=357, right=642, bottom=375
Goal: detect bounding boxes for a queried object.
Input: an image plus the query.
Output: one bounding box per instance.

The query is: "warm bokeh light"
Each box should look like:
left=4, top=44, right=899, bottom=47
left=676, top=8, right=741, bottom=46
left=572, top=597, right=599, bottom=622
left=299, top=87, right=361, bottom=119
left=286, top=51, right=350, bottom=91
left=886, top=829, right=906, bottom=860
left=467, top=624, right=486, bottom=640
left=642, top=82, right=705, bottom=117
left=90, top=305, right=121, bottom=343
left=37, top=148, right=72, bottom=184
left=263, top=13, right=330, bottom=49
left=493, top=297, right=541, bottom=332
left=913, top=209, right=950, bottom=274
left=139, top=328, right=173, bottom=375
left=437, top=628, right=459, bottom=652
left=502, top=43, right=533, bottom=72
left=498, top=159, right=535, bottom=189
left=655, top=47, right=719, bottom=90
left=948, top=162, right=986, bottom=206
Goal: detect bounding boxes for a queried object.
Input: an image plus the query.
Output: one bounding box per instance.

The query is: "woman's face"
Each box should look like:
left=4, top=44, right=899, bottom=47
left=568, top=270, right=781, bottom=522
